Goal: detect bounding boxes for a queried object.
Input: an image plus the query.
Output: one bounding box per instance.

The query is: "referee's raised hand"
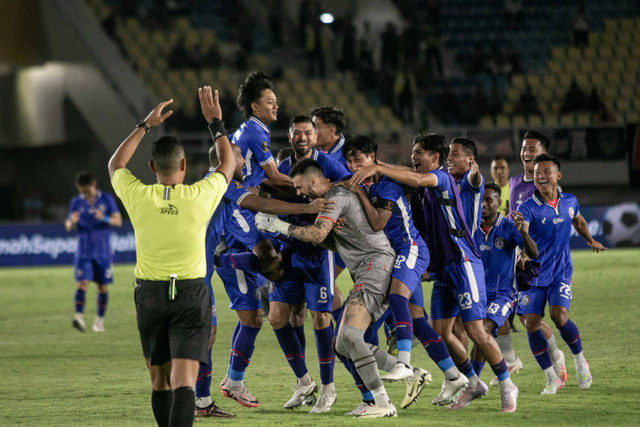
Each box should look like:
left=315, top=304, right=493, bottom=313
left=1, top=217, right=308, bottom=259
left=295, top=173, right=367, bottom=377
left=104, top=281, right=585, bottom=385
left=143, top=99, right=174, bottom=128
left=199, top=85, right=222, bottom=122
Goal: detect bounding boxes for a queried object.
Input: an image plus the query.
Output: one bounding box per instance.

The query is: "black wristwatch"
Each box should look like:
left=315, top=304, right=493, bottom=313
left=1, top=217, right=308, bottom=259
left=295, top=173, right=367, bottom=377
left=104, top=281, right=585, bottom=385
left=136, top=120, right=150, bottom=134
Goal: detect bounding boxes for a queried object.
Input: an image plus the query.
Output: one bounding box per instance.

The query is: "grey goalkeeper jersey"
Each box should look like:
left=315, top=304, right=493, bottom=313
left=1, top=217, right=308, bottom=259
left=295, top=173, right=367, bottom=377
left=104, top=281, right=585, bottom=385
left=318, top=185, right=396, bottom=272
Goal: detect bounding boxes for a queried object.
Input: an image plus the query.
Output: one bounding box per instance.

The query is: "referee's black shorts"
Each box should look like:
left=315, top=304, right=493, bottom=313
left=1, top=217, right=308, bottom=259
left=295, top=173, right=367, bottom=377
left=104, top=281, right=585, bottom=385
left=134, top=278, right=210, bottom=365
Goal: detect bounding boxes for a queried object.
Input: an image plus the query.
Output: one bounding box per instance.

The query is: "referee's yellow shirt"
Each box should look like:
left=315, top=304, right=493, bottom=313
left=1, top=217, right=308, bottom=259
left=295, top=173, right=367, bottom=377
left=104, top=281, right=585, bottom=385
left=499, top=182, right=510, bottom=217
left=111, top=168, right=226, bottom=281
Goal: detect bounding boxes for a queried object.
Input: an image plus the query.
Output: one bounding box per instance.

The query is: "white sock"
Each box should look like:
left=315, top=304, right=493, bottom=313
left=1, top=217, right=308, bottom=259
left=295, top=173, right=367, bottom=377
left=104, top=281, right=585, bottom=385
left=298, top=372, right=312, bottom=386
left=544, top=366, right=558, bottom=380
left=499, top=376, right=515, bottom=389
left=444, top=366, right=460, bottom=381
left=370, top=386, right=392, bottom=408
left=321, top=382, right=336, bottom=395
left=467, top=373, right=479, bottom=389
left=573, top=351, right=586, bottom=365
left=547, top=334, right=560, bottom=359
left=228, top=378, right=243, bottom=390
left=397, top=351, right=411, bottom=366
left=195, top=396, right=212, bottom=408
left=496, top=334, right=518, bottom=364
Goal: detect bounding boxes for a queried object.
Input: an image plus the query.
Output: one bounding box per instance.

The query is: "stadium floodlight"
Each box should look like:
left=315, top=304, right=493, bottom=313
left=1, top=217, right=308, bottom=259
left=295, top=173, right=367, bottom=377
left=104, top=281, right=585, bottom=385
left=319, top=13, right=334, bottom=24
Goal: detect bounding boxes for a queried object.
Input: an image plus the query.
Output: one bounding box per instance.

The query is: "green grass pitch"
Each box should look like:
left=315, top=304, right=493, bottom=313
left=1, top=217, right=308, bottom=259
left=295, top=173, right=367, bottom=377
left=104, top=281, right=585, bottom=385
left=1, top=248, right=639, bottom=426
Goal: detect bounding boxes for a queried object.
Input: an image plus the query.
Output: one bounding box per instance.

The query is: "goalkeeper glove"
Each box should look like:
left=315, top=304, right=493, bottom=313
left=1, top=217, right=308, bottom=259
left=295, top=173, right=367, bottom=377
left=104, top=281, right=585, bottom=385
left=255, top=213, right=291, bottom=235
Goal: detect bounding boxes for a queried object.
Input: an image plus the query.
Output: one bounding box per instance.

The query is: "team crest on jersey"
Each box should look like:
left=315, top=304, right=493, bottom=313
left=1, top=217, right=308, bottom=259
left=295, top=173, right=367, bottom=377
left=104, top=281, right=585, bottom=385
left=254, top=289, right=262, bottom=300
left=494, top=237, right=506, bottom=249
left=160, top=204, right=179, bottom=215
left=568, top=207, right=575, bottom=219
left=520, top=294, right=530, bottom=306
left=261, top=141, right=269, bottom=152
left=98, top=204, right=106, bottom=212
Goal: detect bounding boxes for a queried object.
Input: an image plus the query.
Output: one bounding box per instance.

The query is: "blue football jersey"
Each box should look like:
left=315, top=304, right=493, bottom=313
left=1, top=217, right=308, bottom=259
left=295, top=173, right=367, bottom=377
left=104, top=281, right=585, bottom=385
left=323, top=134, right=348, bottom=169
left=517, top=190, right=579, bottom=287
left=231, top=116, right=274, bottom=187
left=456, top=169, right=484, bottom=236
left=67, top=190, right=120, bottom=260
left=474, top=214, right=524, bottom=298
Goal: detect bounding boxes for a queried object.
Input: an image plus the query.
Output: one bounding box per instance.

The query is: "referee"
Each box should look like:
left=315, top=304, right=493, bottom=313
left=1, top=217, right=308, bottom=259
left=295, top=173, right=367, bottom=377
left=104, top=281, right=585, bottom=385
left=108, top=86, right=234, bottom=427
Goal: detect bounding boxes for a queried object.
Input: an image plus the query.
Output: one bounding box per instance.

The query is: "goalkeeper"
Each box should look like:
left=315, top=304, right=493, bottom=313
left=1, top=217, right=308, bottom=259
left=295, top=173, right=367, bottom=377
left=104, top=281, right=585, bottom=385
left=255, top=158, right=401, bottom=418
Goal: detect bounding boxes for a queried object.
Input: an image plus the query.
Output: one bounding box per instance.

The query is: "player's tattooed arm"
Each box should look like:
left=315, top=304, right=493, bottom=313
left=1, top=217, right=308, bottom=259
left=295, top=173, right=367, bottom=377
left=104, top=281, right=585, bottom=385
left=288, top=217, right=334, bottom=244
left=572, top=213, right=607, bottom=253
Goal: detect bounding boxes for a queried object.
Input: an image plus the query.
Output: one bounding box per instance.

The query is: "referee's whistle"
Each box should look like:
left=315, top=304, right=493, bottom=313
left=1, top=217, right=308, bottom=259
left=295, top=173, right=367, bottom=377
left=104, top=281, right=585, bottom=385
left=169, top=274, right=177, bottom=301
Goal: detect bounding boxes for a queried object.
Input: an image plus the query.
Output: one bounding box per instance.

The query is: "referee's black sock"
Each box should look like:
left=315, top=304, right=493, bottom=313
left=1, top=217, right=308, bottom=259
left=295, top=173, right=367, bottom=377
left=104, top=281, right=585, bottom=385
left=169, top=387, right=195, bottom=427
left=151, top=390, right=171, bottom=427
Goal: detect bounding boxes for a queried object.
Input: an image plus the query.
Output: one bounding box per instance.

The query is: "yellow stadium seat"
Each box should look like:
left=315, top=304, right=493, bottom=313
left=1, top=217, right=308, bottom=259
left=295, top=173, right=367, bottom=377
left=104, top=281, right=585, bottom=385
left=606, top=73, right=621, bottom=85
left=597, top=45, right=614, bottom=59
left=511, top=74, right=526, bottom=90
left=512, top=114, right=526, bottom=128
left=527, top=115, right=543, bottom=127
left=560, top=114, right=575, bottom=127
left=548, top=60, right=563, bottom=75
left=496, top=115, right=511, bottom=128
left=479, top=116, right=494, bottom=128
left=589, top=73, right=605, bottom=87
left=604, top=19, right=617, bottom=32
left=542, top=75, right=557, bottom=89
left=575, top=113, right=591, bottom=126
left=610, top=60, right=625, bottom=73
left=616, top=99, right=632, bottom=113
left=551, top=47, right=566, bottom=60
left=625, top=112, right=640, bottom=124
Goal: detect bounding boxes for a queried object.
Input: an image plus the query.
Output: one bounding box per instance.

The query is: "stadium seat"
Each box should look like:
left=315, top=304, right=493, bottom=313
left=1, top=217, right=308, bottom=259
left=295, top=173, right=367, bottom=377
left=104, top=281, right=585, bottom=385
left=527, top=115, right=543, bottom=127
left=479, top=115, right=494, bottom=128
left=495, top=114, right=511, bottom=128
left=605, top=73, right=621, bottom=85
left=597, top=45, right=614, bottom=59
left=616, top=99, right=632, bottom=113
left=560, top=114, right=575, bottom=127
left=575, top=113, right=591, bottom=127
left=512, top=115, right=526, bottom=128
left=625, top=112, right=640, bottom=124
left=589, top=73, right=605, bottom=87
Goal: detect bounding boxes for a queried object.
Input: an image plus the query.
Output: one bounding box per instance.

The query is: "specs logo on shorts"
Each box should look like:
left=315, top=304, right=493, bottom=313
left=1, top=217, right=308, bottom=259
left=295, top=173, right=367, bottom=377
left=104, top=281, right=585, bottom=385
left=160, top=204, right=179, bottom=215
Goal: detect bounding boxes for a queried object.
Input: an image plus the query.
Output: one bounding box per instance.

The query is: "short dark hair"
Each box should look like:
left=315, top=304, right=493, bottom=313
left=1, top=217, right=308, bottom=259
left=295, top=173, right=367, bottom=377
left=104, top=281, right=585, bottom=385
left=450, top=137, right=478, bottom=158
left=289, top=115, right=315, bottom=132
left=413, top=133, right=449, bottom=166
left=309, top=106, right=346, bottom=135
left=342, top=135, right=378, bottom=160
left=289, top=158, right=325, bottom=178
left=533, top=153, right=561, bottom=169
left=484, top=183, right=502, bottom=198
left=236, top=71, right=273, bottom=120
left=492, top=156, right=509, bottom=165
left=522, top=130, right=551, bottom=152
left=75, top=172, right=95, bottom=186
left=152, top=136, right=185, bottom=174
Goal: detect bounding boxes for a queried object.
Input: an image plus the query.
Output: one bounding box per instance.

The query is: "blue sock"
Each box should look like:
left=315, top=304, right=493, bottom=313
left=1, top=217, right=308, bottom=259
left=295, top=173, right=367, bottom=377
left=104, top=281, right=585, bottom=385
left=558, top=319, right=583, bottom=355
left=490, top=359, right=509, bottom=382
left=457, top=359, right=477, bottom=379
left=196, top=349, right=212, bottom=398
left=97, top=292, right=108, bottom=317
left=384, top=310, right=397, bottom=338
left=229, top=324, right=260, bottom=380
left=335, top=350, right=371, bottom=400
left=412, top=316, right=454, bottom=371
left=74, top=289, right=86, bottom=313
left=527, top=329, right=553, bottom=370
left=388, top=294, right=413, bottom=354
left=471, top=360, right=485, bottom=377
left=227, top=321, right=241, bottom=375
left=218, top=252, right=261, bottom=274
left=314, top=326, right=335, bottom=384
left=294, top=325, right=306, bottom=357
left=274, top=324, right=308, bottom=378
left=364, top=310, right=387, bottom=345
left=331, top=306, right=344, bottom=324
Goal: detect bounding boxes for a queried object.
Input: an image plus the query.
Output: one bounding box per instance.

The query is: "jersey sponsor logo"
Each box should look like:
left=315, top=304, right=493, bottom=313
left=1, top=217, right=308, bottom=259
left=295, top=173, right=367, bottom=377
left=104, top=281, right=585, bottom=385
left=160, top=204, right=179, bottom=215
left=568, top=207, right=575, bottom=219
left=479, top=243, right=491, bottom=251
left=552, top=217, right=565, bottom=224
left=261, top=141, right=269, bottom=152
left=494, top=237, right=506, bottom=249
left=97, top=204, right=106, bottom=212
